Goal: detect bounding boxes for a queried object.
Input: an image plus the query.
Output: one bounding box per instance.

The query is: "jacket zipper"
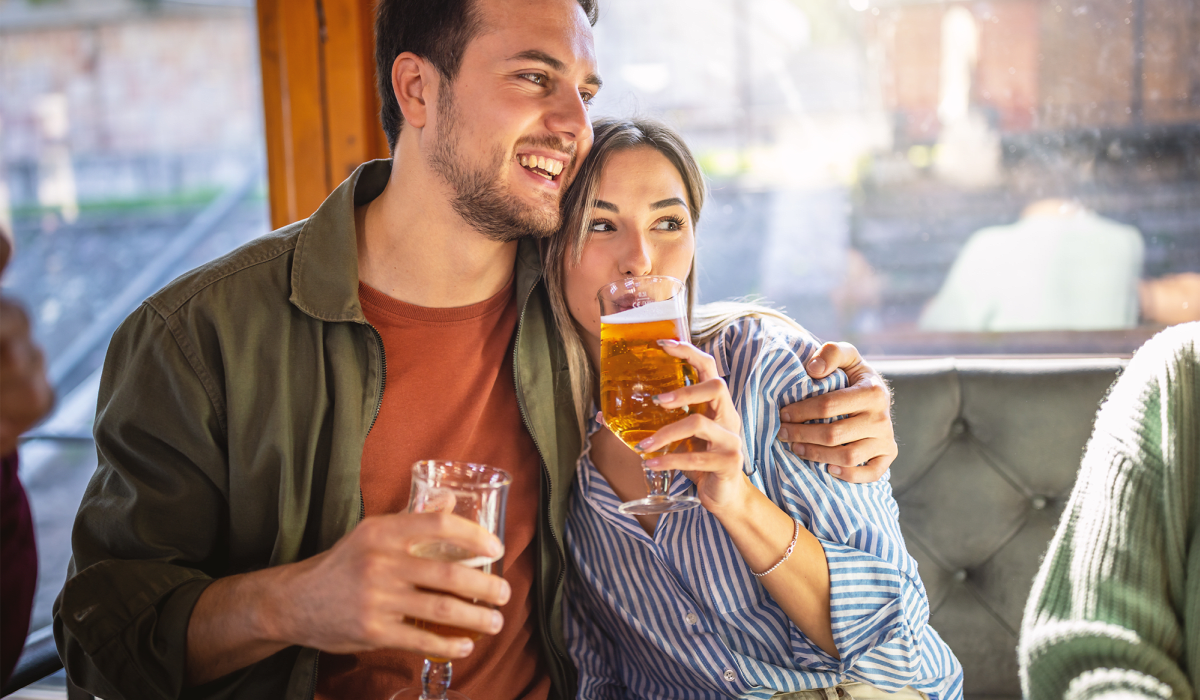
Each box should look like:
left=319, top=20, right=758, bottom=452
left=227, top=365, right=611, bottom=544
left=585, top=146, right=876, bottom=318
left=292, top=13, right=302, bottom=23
left=510, top=281, right=569, bottom=681
left=309, top=322, right=386, bottom=700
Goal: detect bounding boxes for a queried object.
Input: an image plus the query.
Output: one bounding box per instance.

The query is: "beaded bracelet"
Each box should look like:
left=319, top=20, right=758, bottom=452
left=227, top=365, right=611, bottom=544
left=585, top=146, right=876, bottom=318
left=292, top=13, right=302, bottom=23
left=751, top=518, right=801, bottom=578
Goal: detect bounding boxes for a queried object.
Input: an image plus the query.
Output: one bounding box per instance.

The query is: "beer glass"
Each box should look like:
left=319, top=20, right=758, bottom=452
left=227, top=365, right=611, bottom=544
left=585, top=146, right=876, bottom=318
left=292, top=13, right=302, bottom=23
left=391, top=461, right=511, bottom=700
left=598, top=275, right=702, bottom=515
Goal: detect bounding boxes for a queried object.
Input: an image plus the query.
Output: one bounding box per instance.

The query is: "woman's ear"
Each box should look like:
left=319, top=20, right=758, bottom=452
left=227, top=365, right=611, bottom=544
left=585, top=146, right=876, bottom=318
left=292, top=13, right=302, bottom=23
left=391, top=51, right=430, bottom=129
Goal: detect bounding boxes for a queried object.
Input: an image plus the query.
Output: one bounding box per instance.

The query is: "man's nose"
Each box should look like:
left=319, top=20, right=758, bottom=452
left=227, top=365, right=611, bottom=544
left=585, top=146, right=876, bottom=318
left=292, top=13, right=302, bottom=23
left=545, top=88, right=591, bottom=146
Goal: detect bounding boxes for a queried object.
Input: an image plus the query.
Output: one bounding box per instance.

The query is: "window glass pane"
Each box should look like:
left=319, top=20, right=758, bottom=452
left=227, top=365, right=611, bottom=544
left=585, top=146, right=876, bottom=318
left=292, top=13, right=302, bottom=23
left=0, top=0, right=266, bottom=660
left=589, top=0, right=1200, bottom=355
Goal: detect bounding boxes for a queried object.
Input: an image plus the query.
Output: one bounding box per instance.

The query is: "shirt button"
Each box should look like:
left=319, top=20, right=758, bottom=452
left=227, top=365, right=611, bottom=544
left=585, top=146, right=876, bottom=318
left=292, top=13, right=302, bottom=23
left=723, top=669, right=737, bottom=682
left=685, top=612, right=699, bottom=625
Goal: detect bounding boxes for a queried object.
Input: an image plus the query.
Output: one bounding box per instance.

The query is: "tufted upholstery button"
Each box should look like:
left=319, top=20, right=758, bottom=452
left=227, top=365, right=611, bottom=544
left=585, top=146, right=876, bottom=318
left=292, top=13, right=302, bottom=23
left=951, top=418, right=967, bottom=436
left=723, top=669, right=737, bottom=682
left=1031, top=495, right=1048, bottom=510
left=953, top=568, right=969, bottom=583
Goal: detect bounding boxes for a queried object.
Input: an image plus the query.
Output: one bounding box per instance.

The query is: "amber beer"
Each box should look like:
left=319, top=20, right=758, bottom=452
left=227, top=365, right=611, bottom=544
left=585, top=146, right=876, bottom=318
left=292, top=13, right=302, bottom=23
left=597, top=276, right=703, bottom=515
left=599, top=307, right=698, bottom=456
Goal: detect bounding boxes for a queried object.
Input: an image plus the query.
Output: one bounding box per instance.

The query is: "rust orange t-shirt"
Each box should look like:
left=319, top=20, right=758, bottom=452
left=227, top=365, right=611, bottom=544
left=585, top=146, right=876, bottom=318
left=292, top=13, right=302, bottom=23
left=315, top=277, right=549, bottom=700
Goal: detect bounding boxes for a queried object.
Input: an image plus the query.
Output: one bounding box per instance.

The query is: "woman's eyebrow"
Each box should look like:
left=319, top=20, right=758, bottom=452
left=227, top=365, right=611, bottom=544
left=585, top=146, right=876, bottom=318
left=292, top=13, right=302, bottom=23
left=650, top=197, right=687, bottom=210
left=594, top=200, right=619, bottom=213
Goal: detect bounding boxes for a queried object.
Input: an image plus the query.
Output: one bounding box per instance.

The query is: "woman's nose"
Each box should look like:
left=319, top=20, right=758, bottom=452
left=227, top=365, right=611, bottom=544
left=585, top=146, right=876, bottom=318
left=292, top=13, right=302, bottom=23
left=620, top=235, right=653, bottom=277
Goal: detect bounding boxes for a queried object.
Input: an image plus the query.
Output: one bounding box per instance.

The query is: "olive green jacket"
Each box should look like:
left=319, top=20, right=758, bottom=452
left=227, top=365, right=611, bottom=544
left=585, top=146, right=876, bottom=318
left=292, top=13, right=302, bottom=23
left=52, top=160, right=581, bottom=699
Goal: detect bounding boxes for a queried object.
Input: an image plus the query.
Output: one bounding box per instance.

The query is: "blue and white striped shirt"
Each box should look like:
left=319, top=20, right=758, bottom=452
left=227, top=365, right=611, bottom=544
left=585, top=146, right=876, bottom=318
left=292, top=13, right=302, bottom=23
left=564, top=316, right=963, bottom=699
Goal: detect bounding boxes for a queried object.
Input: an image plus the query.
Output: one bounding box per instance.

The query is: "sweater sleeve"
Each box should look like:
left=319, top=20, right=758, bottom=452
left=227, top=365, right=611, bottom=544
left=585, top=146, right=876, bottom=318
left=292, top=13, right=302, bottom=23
left=1019, top=323, right=1199, bottom=700
left=1, top=453, right=38, bottom=687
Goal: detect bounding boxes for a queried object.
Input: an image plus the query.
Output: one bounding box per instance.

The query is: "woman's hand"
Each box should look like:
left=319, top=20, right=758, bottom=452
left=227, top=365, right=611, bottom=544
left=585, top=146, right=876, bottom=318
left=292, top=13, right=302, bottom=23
left=637, top=339, right=749, bottom=517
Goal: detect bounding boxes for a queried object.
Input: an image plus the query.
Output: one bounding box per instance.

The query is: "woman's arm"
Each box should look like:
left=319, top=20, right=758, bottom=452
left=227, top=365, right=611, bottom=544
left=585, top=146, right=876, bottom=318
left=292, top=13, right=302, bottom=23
left=645, top=339, right=838, bottom=658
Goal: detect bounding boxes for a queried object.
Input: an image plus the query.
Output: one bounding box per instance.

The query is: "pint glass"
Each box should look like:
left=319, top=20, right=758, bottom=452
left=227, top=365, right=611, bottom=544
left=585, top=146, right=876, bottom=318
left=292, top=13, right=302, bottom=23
left=598, top=275, right=702, bottom=515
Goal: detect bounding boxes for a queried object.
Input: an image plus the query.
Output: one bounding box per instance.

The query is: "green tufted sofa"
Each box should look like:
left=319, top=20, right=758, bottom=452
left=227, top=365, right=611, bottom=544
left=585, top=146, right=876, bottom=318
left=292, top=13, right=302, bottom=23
left=878, top=357, right=1127, bottom=698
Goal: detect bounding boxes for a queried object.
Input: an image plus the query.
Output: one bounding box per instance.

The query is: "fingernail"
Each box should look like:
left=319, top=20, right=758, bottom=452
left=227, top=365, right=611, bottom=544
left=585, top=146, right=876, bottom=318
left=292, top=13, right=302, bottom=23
left=781, top=411, right=791, bottom=423
left=489, top=540, right=504, bottom=558
left=499, top=580, right=512, bottom=604
left=807, top=357, right=827, bottom=376
left=657, top=339, right=680, bottom=347
left=652, top=392, right=674, bottom=404
left=644, top=458, right=661, bottom=468
left=491, top=611, right=504, bottom=632
left=828, top=465, right=842, bottom=477
left=637, top=436, right=655, bottom=450
left=792, top=443, right=807, bottom=458
left=459, top=640, right=475, bottom=656
left=779, top=427, right=789, bottom=441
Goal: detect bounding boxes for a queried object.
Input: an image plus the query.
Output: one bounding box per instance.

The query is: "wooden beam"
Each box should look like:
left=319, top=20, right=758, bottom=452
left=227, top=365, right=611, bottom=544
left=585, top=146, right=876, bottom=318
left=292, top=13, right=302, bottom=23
left=258, top=0, right=389, bottom=230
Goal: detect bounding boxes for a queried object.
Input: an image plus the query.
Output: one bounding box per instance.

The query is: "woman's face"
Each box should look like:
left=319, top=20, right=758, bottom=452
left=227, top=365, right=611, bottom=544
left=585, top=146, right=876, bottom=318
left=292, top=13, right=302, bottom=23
left=563, top=146, right=696, bottom=348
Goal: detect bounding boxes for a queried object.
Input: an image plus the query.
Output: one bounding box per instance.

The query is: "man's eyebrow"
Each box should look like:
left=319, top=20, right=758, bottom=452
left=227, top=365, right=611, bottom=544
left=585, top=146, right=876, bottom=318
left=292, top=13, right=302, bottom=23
left=508, top=50, right=603, bottom=89
left=593, top=200, right=619, bottom=213
left=650, top=197, right=687, bottom=210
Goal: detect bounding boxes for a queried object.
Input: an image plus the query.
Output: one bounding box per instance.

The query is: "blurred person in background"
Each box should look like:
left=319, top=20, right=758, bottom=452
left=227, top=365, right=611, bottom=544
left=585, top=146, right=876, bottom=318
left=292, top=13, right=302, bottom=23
left=1020, top=322, right=1198, bottom=698
left=919, top=199, right=1144, bottom=332
left=0, top=224, right=56, bottom=686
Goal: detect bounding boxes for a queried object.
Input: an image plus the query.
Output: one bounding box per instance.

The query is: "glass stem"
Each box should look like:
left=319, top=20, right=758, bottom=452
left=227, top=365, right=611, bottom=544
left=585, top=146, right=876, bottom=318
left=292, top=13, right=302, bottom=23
left=419, top=658, right=452, bottom=700
left=643, top=460, right=671, bottom=498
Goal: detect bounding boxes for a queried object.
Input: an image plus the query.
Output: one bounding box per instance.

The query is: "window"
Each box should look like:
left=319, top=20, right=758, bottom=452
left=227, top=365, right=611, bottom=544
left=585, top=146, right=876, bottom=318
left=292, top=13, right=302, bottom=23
left=588, top=0, right=1200, bottom=355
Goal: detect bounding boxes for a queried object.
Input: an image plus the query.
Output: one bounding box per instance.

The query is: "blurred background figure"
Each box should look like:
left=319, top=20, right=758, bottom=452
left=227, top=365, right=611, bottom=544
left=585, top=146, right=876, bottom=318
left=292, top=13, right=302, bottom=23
left=0, top=224, right=55, bottom=687
left=918, top=199, right=1144, bottom=332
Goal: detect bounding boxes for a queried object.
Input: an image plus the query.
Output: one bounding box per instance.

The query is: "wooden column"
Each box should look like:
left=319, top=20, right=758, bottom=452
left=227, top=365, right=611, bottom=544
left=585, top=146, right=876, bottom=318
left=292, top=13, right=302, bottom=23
left=257, top=0, right=390, bottom=230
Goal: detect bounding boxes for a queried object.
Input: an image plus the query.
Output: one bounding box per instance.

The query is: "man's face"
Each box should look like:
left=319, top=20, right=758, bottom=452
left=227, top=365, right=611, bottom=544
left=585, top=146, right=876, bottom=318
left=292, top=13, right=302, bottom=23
left=427, top=0, right=601, bottom=242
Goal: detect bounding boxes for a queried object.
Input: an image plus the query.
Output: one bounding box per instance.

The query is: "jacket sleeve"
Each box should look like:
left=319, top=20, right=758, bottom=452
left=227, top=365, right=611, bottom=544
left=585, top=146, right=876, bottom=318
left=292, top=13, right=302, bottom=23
left=727, top=318, right=954, bottom=689
left=1019, top=327, right=1198, bottom=700
left=53, top=303, right=230, bottom=700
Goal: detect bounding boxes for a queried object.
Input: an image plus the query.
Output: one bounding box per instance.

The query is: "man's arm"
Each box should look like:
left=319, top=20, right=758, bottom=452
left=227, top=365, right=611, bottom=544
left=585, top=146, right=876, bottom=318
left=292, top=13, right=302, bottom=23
left=55, top=304, right=510, bottom=695
left=777, top=341, right=897, bottom=483
left=186, top=512, right=509, bottom=685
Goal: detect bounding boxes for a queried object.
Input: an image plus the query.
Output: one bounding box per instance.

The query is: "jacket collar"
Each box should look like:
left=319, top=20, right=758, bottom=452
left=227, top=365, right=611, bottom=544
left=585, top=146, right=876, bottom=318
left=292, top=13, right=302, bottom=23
left=289, top=159, right=543, bottom=322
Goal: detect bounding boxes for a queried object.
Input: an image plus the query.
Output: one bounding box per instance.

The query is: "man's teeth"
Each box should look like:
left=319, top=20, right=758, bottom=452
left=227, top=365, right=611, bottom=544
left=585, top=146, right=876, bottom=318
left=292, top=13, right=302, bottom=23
left=518, top=155, right=565, bottom=179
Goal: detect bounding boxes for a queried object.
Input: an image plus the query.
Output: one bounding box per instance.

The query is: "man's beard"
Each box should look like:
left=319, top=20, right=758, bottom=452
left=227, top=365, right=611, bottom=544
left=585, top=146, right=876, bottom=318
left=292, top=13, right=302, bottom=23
left=428, top=88, right=566, bottom=242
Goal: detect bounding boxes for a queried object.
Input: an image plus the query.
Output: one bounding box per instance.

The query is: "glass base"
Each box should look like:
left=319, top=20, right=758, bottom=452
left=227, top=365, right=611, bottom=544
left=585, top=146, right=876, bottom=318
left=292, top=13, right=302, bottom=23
left=618, top=495, right=701, bottom=515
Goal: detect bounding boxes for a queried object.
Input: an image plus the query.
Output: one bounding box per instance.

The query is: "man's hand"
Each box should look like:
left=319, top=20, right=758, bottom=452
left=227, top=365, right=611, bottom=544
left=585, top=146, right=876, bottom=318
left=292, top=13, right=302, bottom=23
left=778, top=341, right=896, bottom=483
left=186, top=511, right=510, bottom=686
left=0, top=297, right=54, bottom=455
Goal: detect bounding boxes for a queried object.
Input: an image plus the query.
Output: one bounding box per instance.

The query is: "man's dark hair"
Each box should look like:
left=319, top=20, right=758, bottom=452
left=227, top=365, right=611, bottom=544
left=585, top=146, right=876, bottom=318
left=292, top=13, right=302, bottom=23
left=375, top=0, right=599, bottom=153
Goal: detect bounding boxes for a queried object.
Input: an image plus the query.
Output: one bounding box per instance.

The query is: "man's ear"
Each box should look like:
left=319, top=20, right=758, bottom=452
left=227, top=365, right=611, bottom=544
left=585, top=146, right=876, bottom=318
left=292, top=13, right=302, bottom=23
left=392, top=51, right=431, bottom=129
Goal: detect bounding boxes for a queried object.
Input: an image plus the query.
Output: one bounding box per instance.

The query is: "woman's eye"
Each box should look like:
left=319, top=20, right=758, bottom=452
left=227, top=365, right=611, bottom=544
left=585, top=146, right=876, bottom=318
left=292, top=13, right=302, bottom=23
left=651, top=218, right=683, bottom=231
left=588, top=220, right=614, bottom=232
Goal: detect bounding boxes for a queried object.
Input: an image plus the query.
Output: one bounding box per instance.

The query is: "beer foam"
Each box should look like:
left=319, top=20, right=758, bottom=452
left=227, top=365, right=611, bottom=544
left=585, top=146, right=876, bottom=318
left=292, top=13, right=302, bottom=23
left=600, top=299, right=682, bottom=324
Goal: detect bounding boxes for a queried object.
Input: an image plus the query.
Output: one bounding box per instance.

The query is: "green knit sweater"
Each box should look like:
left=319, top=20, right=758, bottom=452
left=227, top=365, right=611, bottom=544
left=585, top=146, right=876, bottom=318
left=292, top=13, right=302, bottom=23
left=1020, top=322, right=1199, bottom=700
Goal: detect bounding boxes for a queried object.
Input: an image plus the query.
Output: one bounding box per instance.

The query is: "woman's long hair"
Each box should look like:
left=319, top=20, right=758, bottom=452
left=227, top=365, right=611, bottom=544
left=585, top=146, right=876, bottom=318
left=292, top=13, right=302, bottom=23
left=545, top=116, right=806, bottom=439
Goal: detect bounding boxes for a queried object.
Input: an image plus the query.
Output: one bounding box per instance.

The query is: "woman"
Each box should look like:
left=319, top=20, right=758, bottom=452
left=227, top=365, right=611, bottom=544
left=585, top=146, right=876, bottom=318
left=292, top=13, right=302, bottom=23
left=547, top=117, right=963, bottom=698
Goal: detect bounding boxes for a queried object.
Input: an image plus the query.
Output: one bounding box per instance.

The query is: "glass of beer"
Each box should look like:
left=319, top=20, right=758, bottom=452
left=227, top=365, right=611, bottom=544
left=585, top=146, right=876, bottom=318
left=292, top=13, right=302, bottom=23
left=391, top=461, right=511, bottom=700
left=598, top=275, right=702, bottom=515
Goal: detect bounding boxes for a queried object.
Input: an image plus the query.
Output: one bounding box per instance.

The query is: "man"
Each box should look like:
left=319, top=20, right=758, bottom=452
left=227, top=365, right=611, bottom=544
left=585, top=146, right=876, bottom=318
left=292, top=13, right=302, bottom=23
left=54, top=0, right=898, bottom=698
left=1, top=226, right=56, bottom=686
